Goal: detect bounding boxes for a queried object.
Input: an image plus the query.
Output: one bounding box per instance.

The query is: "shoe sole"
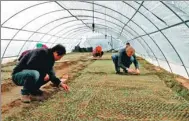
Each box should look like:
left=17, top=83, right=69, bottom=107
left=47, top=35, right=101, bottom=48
left=21, top=100, right=31, bottom=103
left=30, top=96, right=45, bottom=101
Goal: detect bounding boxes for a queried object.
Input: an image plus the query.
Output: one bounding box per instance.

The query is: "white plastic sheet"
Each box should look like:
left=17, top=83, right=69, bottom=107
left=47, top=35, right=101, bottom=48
left=1, top=1, right=189, bottom=78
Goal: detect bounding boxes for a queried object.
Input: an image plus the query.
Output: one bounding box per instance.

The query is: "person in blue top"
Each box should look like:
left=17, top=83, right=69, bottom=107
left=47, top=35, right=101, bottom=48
left=111, top=43, right=140, bottom=75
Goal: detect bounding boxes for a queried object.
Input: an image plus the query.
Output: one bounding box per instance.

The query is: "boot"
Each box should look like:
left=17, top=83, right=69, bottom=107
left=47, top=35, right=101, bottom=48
left=21, top=95, right=31, bottom=103
left=30, top=95, right=45, bottom=101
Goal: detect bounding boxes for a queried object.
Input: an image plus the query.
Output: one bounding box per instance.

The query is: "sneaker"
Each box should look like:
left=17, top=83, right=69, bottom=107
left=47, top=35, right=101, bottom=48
left=21, top=95, right=31, bottom=103
left=30, top=89, right=43, bottom=96
left=116, top=72, right=124, bottom=75
left=30, top=95, right=45, bottom=101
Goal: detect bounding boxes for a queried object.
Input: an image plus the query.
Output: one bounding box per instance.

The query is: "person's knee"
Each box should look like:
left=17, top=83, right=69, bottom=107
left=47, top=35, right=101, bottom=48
left=27, top=70, right=40, bottom=81
left=25, top=70, right=41, bottom=89
left=93, top=53, right=96, bottom=57
left=101, top=51, right=104, bottom=55
left=111, top=55, right=115, bottom=60
left=112, top=55, right=117, bottom=63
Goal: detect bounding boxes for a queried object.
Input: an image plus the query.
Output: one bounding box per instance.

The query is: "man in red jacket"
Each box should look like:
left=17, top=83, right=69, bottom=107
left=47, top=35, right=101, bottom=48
left=92, top=45, right=104, bottom=58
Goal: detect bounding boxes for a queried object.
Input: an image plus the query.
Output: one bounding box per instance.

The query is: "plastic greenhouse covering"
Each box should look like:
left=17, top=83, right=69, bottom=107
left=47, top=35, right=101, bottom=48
left=1, top=1, right=189, bottom=79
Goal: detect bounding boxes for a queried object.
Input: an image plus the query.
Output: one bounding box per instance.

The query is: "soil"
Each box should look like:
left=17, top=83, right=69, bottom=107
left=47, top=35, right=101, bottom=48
left=1, top=80, right=17, bottom=93
left=176, top=77, right=189, bottom=89
left=1, top=54, right=93, bottom=120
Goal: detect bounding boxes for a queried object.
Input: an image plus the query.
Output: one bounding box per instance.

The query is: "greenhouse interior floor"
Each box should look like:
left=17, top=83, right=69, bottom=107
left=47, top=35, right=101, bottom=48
left=1, top=53, right=189, bottom=121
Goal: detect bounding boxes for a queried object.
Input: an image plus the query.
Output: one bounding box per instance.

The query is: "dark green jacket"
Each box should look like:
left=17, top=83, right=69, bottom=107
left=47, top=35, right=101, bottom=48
left=12, top=48, right=61, bottom=86
left=118, top=48, right=139, bottom=69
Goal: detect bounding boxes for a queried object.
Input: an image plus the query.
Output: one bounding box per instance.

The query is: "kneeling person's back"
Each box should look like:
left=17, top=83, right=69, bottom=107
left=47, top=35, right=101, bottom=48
left=13, top=48, right=54, bottom=78
left=111, top=46, right=140, bottom=74
left=12, top=44, right=69, bottom=103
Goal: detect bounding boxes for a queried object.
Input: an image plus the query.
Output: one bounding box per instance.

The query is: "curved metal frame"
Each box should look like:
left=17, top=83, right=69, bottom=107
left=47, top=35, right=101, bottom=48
left=119, top=1, right=144, bottom=37
left=122, top=1, right=173, bottom=73
left=131, top=1, right=189, bottom=77
left=1, top=1, right=53, bottom=25
left=1, top=6, right=153, bottom=58
left=1, top=39, right=54, bottom=44
left=2, top=9, right=70, bottom=58
left=2, top=1, right=154, bottom=57
left=38, top=19, right=88, bottom=42
left=1, top=26, right=62, bottom=38
left=161, top=1, right=189, bottom=29
left=26, top=23, right=123, bottom=50
left=42, top=16, right=158, bottom=63
left=27, top=29, right=90, bottom=51
left=51, top=28, right=90, bottom=43
left=42, top=24, right=140, bottom=54
left=50, top=23, right=154, bottom=61
left=2, top=8, right=155, bottom=64
left=51, top=23, right=127, bottom=45
left=24, top=11, right=154, bottom=59
left=122, top=24, right=160, bottom=66
left=1, top=1, right=189, bottom=77
left=46, top=21, right=125, bottom=42
left=2, top=1, right=187, bottom=42
left=38, top=14, right=130, bottom=43
left=17, top=16, right=77, bottom=54
left=37, top=16, right=124, bottom=44
left=160, top=1, right=189, bottom=77
left=62, top=25, right=153, bottom=59
left=55, top=1, right=92, bottom=30
left=11, top=8, right=134, bottom=56
left=50, top=29, right=91, bottom=48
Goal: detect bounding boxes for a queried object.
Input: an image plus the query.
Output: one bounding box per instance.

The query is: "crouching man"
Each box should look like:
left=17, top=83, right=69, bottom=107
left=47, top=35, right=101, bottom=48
left=111, top=46, right=140, bottom=75
left=12, top=44, right=69, bottom=103
left=92, top=45, right=104, bottom=58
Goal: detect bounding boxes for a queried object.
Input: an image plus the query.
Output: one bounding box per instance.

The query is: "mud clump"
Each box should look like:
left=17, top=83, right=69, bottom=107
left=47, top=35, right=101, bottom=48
left=1, top=80, right=16, bottom=93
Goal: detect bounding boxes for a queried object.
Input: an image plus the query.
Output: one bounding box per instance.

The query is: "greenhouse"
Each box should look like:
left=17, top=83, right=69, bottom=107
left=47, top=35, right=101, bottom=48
left=1, top=1, right=189, bottom=121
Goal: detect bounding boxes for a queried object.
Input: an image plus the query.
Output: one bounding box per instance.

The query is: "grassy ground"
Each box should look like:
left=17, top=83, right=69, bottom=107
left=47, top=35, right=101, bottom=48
left=140, top=59, right=189, bottom=101
left=4, top=56, right=189, bottom=121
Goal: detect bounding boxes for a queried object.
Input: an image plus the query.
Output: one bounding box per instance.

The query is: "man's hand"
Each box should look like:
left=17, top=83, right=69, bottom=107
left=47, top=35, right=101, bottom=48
left=127, top=68, right=135, bottom=73
left=44, top=74, right=50, bottom=81
left=60, top=82, right=69, bottom=92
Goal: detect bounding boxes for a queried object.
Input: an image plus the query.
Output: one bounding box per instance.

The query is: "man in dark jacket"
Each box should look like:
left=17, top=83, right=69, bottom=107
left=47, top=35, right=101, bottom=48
left=12, top=44, right=69, bottom=103
left=111, top=46, right=140, bottom=75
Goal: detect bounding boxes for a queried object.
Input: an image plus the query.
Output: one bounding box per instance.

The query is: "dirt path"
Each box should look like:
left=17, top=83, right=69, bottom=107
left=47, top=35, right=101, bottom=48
left=1, top=87, right=22, bottom=106
left=1, top=54, right=94, bottom=120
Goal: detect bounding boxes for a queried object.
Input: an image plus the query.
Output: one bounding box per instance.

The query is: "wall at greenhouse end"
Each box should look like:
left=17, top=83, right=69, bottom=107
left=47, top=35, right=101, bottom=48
left=2, top=52, right=188, bottom=80
left=1, top=49, right=73, bottom=64
left=1, top=57, right=17, bottom=64
left=143, top=56, right=189, bottom=79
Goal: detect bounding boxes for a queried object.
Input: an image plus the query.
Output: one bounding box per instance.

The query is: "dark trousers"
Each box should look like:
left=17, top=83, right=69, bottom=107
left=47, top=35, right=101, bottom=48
left=12, top=69, right=54, bottom=95
left=111, top=54, right=128, bottom=73
left=93, top=51, right=104, bottom=57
